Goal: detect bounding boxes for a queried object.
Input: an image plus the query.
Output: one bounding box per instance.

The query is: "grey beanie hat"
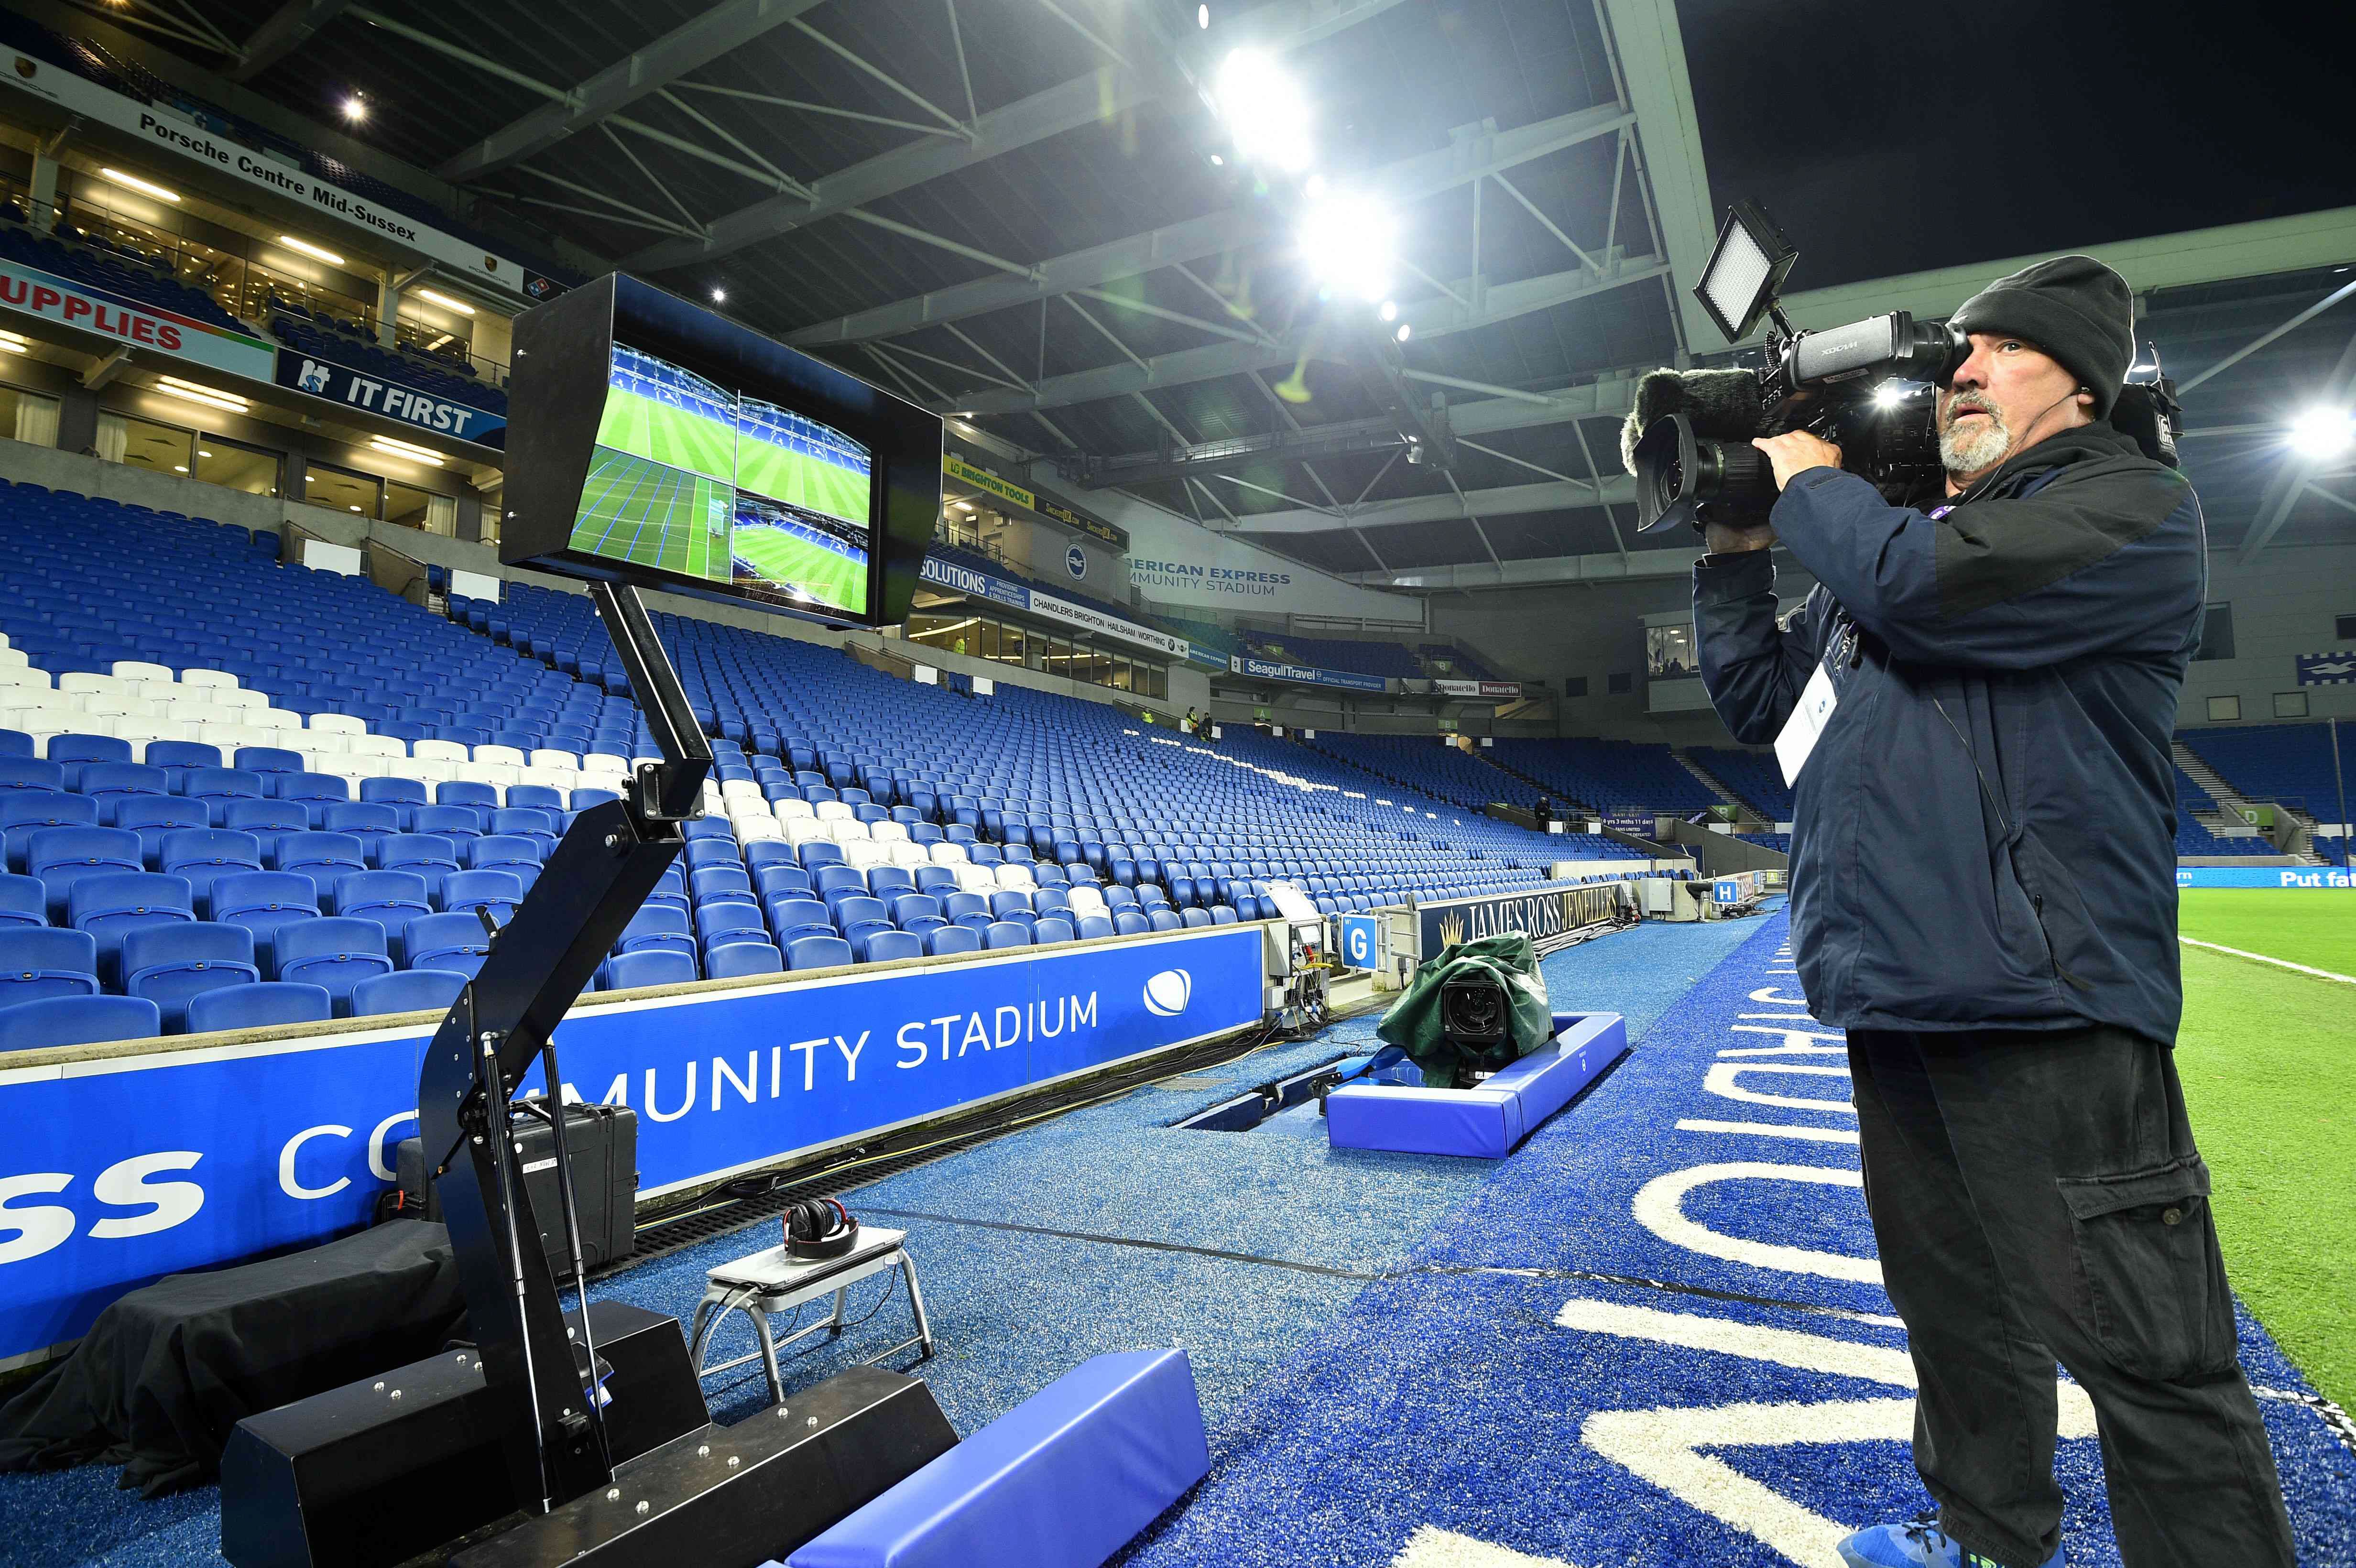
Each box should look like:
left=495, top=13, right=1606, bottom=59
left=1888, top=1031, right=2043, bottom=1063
left=1949, top=254, right=2135, bottom=417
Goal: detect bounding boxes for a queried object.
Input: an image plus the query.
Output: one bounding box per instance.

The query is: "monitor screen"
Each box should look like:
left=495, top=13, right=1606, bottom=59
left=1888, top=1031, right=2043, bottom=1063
left=501, top=273, right=940, bottom=628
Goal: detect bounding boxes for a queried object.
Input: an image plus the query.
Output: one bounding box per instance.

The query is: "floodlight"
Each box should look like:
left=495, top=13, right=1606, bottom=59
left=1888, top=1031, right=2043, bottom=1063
left=343, top=95, right=367, bottom=122
left=1198, top=4, right=1209, bottom=26
left=2291, top=406, right=2355, bottom=460
left=1214, top=49, right=1311, bottom=172
left=710, top=286, right=728, bottom=304
left=1298, top=193, right=1395, bottom=304
left=1692, top=198, right=1797, bottom=344
left=1395, top=323, right=1411, bottom=343
left=1379, top=300, right=1398, bottom=322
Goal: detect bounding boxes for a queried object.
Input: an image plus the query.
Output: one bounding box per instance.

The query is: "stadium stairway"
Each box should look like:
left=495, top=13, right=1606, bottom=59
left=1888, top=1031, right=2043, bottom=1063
left=1668, top=748, right=1749, bottom=815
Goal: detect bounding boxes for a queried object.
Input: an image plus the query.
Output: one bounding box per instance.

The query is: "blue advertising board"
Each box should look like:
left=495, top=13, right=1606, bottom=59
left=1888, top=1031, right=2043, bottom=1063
left=1338, top=914, right=1379, bottom=969
left=2176, top=866, right=2355, bottom=888
left=1414, top=884, right=1587, bottom=955
left=1228, top=654, right=1389, bottom=693
left=918, top=554, right=1031, bottom=612
left=0, top=926, right=1262, bottom=1366
left=2294, top=651, right=2356, bottom=686
left=273, top=348, right=506, bottom=447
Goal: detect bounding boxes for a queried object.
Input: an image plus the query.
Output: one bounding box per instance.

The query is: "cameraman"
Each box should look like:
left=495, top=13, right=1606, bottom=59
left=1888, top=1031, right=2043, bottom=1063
left=1691, top=257, right=2295, bottom=1568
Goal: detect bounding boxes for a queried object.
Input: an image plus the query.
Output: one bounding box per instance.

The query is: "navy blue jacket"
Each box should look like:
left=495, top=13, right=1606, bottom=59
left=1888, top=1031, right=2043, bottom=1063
left=1693, top=423, right=2205, bottom=1042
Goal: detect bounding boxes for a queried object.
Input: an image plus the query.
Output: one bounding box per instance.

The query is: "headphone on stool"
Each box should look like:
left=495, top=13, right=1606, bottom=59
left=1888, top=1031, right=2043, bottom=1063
left=785, top=1196, right=858, bottom=1260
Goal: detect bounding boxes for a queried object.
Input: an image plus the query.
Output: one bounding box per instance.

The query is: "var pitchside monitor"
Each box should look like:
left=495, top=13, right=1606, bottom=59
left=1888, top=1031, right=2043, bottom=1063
left=500, top=272, right=942, bottom=627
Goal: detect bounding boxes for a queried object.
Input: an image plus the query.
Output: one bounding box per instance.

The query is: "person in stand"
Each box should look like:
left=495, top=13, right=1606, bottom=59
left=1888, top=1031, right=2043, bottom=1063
left=1691, top=256, right=2293, bottom=1568
left=1533, top=795, right=1552, bottom=831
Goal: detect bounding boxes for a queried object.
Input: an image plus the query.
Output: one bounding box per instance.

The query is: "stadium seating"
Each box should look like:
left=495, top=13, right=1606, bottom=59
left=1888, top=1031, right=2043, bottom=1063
left=1487, top=738, right=1720, bottom=815
left=1306, top=735, right=1530, bottom=811
left=2179, top=724, right=2356, bottom=823
left=1688, top=747, right=1793, bottom=820
left=0, top=480, right=1654, bottom=1045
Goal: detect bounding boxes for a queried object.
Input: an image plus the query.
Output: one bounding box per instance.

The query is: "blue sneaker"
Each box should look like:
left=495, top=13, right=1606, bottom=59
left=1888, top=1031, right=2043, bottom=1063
left=1836, top=1516, right=2062, bottom=1568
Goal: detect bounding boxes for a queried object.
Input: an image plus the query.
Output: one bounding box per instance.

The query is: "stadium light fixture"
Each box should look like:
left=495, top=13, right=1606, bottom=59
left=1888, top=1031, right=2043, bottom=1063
left=371, top=435, right=445, bottom=466
left=275, top=234, right=346, bottom=266
left=1298, top=192, right=1395, bottom=303
left=0, top=330, right=26, bottom=355
left=710, top=286, right=728, bottom=305
left=1394, top=323, right=1411, bottom=343
left=99, top=167, right=179, bottom=203
left=1198, top=5, right=1209, bottom=27
left=414, top=287, right=476, bottom=316
left=2290, top=405, right=2355, bottom=460
left=343, top=94, right=367, bottom=123
left=1379, top=300, right=1398, bottom=322
left=155, top=376, right=248, bottom=414
left=1213, top=49, right=1311, bottom=173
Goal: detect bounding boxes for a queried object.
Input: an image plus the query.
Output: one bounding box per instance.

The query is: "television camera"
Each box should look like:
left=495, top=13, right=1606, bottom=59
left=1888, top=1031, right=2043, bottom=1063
left=1629, top=200, right=2181, bottom=534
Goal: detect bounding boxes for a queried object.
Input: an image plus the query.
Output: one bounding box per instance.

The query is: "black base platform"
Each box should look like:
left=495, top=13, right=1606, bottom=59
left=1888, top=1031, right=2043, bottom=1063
left=220, top=1301, right=707, bottom=1568
left=450, top=1365, right=956, bottom=1568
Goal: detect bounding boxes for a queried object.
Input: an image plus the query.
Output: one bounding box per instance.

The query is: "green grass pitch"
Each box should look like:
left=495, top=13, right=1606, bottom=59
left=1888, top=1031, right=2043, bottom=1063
left=596, top=384, right=737, bottom=488
left=731, top=523, right=866, bottom=615
left=734, top=437, right=870, bottom=527
left=2173, top=888, right=2356, bottom=1408
left=568, top=446, right=731, bottom=582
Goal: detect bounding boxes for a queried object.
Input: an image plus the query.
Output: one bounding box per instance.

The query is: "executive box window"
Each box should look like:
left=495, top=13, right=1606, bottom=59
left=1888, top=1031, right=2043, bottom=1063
left=304, top=459, right=381, bottom=518
left=0, top=383, right=59, bottom=447
left=904, top=609, right=1167, bottom=698
left=2274, top=691, right=2310, bottom=719
left=195, top=436, right=283, bottom=498
left=97, top=412, right=194, bottom=477
left=2337, top=613, right=2356, bottom=642
left=1608, top=671, right=1634, bottom=695
left=1565, top=675, right=1589, bottom=697
left=2206, top=695, right=2241, bottom=723
left=2194, top=604, right=2235, bottom=662
left=1646, top=625, right=1698, bottom=678
left=386, top=478, right=457, bottom=536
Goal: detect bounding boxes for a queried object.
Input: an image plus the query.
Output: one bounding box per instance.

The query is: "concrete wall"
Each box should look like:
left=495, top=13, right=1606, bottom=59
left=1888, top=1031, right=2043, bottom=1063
left=2179, top=542, right=2356, bottom=726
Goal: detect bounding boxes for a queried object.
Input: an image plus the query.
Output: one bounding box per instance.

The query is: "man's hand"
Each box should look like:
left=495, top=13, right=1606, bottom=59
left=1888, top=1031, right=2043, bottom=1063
left=1751, top=430, right=1843, bottom=491
left=1704, top=520, right=1776, bottom=555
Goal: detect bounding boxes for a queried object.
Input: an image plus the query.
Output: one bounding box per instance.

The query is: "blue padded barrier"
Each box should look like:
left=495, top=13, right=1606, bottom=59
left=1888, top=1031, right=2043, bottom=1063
left=788, top=1348, right=1208, bottom=1568
left=1324, top=1011, right=1627, bottom=1158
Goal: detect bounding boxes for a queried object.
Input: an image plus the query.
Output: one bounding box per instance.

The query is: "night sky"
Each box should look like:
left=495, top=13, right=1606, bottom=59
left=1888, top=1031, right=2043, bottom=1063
left=1676, top=0, right=2356, bottom=291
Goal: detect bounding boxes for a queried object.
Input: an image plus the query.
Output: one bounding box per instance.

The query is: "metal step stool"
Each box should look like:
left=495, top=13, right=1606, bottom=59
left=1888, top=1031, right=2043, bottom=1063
left=686, top=1226, right=934, bottom=1403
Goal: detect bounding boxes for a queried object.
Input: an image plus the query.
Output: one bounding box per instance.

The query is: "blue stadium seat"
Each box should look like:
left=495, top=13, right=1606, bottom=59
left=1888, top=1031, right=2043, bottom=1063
left=856, top=928, right=922, bottom=964
left=209, top=871, right=321, bottom=971
left=0, top=994, right=160, bottom=1051
left=766, top=897, right=834, bottom=944
left=185, top=981, right=333, bottom=1033
left=69, top=871, right=195, bottom=983
left=336, top=871, right=434, bottom=955
left=324, top=802, right=401, bottom=856
left=0, top=927, right=100, bottom=1004
left=594, top=948, right=693, bottom=991
left=982, top=921, right=1030, bottom=950
left=1033, top=915, right=1075, bottom=945
left=403, top=913, right=492, bottom=979
left=28, top=826, right=143, bottom=918
left=117, top=797, right=212, bottom=864
left=925, top=925, right=981, bottom=957
left=1209, top=906, right=1238, bottom=925
left=1113, top=909, right=1150, bottom=936
left=785, top=934, right=854, bottom=970
left=692, top=865, right=754, bottom=904
left=755, top=864, right=814, bottom=902
left=0, top=873, right=43, bottom=929
left=437, top=868, right=521, bottom=922
left=82, top=762, right=168, bottom=822
left=697, top=900, right=767, bottom=950
left=220, top=799, right=306, bottom=854
left=351, top=969, right=470, bottom=1018
left=469, top=835, right=543, bottom=881
left=122, top=922, right=261, bottom=1032
left=273, top=832, right=367, bottom=897
left=158, top=828, right=263, bottom=906
left=3, top=794, right=98, bottom=873
left=1179, top=908, right=1212, bottom=927
left=274, top=918, right=394, bottom=1015
left=1147, top=908, right=1181, bottom=932
left=706, top=940, right=784, bottom=979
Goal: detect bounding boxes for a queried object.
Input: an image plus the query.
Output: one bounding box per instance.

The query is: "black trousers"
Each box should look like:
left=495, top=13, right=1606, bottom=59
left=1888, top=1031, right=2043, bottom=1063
left=1847, top=1024, right=2296, bottom=1568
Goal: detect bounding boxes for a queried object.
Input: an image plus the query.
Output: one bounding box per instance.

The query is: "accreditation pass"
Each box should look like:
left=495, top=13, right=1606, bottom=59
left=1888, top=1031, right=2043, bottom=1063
left=1774, top=660, right=1839, bottom=786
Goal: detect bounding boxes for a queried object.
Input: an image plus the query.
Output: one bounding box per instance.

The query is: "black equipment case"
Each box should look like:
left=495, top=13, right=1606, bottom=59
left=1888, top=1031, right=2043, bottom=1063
left=396, top=1102, right=637, bottom=1277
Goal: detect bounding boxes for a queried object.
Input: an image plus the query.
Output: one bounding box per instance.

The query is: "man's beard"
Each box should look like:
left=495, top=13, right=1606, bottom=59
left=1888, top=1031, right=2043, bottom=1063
left=1939, top=394, right=2012, bottom=476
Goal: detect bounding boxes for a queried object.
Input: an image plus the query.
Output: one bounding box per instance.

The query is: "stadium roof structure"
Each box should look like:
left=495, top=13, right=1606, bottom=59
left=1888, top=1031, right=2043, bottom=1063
left=102, top=0, right=2356, bottom=589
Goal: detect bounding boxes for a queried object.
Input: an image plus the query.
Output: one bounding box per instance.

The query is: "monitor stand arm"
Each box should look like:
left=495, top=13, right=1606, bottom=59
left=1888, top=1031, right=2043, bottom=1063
left=414, top=581, right=712, bottom=1514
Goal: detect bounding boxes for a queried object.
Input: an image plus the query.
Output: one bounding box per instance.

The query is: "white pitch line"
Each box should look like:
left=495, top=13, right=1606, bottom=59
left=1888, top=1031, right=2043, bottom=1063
left=2179, top=936, right=2356, bottom=986
left=1390, top=1526, right=1580, bottom=1568
left=1677, top=1117, right=1862, bottom=1146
